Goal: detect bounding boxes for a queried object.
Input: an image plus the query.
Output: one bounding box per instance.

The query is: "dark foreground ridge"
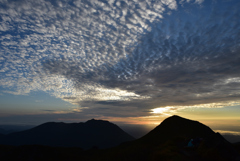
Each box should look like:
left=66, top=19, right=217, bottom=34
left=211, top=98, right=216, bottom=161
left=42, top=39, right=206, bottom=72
left=0, top=115, right=240, bottom=161
left=0, top=119, right=135, bottom=149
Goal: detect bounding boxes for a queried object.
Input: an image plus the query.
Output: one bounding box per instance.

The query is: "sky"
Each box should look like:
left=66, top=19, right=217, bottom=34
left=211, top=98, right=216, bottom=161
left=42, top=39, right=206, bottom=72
left=0, top=0, right=240, bottom=135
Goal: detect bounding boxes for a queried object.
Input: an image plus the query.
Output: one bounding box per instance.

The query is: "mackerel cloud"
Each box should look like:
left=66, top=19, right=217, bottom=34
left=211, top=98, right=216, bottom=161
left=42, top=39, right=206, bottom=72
left=1, top=0, right=240, bottom=116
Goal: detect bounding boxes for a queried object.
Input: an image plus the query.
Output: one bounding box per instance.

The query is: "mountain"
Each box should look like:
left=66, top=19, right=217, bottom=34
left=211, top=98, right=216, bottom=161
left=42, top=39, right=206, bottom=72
left=0, top=116, right=240, bottom=161
left=0, top=119, right=135, bottom=149
left=94, top=115, right=240, bottom=161
left=139, top=115, right=215, bottom=144
left=135, top=115, right=240, bottom=160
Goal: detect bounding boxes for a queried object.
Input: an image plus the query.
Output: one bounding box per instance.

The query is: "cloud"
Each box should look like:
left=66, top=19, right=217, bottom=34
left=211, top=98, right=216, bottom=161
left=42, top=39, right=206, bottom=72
left=215, top=130, right=240, bottom=136
left=44, top=0, right=240, bottom=108
left=0, top=0, right=171, bottom=94
left=180, top=0, right=204, bottom=5
left=0, top=0, right=240, bottom=118
left=151, top=101, right=240, bottom=116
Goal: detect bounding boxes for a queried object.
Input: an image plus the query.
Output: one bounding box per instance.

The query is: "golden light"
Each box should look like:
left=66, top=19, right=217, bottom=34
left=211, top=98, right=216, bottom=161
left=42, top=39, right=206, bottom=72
left=151, top=106, right=177, bottom=115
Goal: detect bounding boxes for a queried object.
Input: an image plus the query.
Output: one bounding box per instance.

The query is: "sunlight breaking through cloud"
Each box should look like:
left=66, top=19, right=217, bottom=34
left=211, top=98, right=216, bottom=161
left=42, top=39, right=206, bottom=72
left=151, top=101, right=240, bottom=116
left=151, top=106, right=177, bottom=116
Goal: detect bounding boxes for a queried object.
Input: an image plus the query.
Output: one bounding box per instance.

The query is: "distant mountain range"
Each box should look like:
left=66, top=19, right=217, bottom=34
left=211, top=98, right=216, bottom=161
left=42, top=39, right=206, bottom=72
left=0, top=119, right=135, bottom=149
left=0, top=125, right=35, bottom=134
left=0, top=115, right=240, bottom=161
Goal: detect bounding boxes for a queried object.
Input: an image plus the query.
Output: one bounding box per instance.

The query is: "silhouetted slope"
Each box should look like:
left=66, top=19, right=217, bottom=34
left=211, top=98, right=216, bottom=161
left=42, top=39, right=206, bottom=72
left=139, top=115, right=215, bottom=144
left=0, top=119, right=135, bottom=149
left=1, top=116, right=240, bottom=161
left=97, top=115, right=240, bottom=161
left=234, top=142, right=240, bottom=154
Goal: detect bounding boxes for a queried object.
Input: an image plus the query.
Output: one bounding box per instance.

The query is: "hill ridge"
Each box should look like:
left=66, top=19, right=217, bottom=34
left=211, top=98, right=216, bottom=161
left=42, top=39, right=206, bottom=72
left=0, top=116, right=240, bottom=161
left=0, top=119, right=135, bottom=149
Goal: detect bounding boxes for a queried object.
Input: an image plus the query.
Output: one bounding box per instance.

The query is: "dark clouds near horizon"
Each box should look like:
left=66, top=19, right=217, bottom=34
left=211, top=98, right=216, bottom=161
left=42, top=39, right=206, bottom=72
left=1, top=0, right=240, bottom=117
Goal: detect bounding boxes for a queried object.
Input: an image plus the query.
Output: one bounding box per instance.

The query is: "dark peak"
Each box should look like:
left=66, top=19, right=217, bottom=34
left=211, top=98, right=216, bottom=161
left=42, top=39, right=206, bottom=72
left=161, top=115, right=195, bottom=124
left=142, top=115, right=215, bottom=142
left=162, top=115, right=208, bottom=127
left=0, top=119, right=135, bottom=149
left=169, top=115, right=181, bottom=118
left=170, top=115, right=183, bottom=118
left=86, top=119, right=110, bottom=124
left=36, top=119, right=113, bottom=128
left=165, top=115, right=191, bottom=120
left=84, top=119, right=121, bottom=131
left=86, top=118, right=98, bottom=123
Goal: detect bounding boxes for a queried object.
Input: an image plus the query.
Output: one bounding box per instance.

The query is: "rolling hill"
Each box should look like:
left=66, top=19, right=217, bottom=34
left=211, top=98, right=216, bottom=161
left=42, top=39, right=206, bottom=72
left=0, top=119, right=135, bottom=149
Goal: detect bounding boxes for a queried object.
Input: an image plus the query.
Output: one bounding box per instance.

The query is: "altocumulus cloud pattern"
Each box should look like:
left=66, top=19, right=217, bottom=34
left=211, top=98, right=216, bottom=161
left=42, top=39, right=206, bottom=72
left=0, top=0, right=240, bottom=116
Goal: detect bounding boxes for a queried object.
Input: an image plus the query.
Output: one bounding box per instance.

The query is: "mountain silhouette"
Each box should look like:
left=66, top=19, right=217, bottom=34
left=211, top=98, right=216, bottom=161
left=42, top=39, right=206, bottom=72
left=134, top=115, right=240, bottom=160
left=0, top=119, right=135, bottom=149
left=139, top=115, right=215, bottom=144
left=0, top=116, right=240, bottom=161
left=100, top=115, right=240, bottom=161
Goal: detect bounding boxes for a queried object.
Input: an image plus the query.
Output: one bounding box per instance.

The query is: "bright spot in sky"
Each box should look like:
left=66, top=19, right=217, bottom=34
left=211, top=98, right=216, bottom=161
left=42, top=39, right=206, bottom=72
left=151, top=106, right=176, bottom=115
left=151, top=101, right=240, bottom=115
